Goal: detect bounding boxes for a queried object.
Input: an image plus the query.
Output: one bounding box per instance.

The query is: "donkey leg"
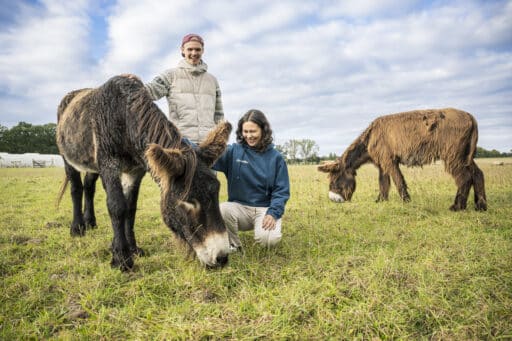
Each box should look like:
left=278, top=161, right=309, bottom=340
left=83, top=172, right=99, bottom=229
left=449, top=167, right=472, bottom=211
left=471, top=161, right=487, bottom=211
left=64, top=162, right=86, bottom=236
left=376, top=167, right=390, bottom=202
left=389, top=161, right=411, bottom=202
left=122, top=170, right=145, bottom=257
left=100, top=168, right=133, bottom=271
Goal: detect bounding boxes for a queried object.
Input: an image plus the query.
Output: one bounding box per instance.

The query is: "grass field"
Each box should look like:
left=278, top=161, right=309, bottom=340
left=1, top=159, right=511, bottom=340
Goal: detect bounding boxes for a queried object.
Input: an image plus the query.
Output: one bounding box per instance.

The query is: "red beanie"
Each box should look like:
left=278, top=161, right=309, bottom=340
left=181, top=33, right=204, bottom=47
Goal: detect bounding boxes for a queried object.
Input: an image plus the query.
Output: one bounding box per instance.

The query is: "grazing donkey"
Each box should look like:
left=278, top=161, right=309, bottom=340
left=57, top=75, right=232, bottom=270
left=318, top=108, right=487, bottom=211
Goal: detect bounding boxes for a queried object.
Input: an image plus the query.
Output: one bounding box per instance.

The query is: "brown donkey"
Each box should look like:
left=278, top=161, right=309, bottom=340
left=318, top=108, right=487, bottom=211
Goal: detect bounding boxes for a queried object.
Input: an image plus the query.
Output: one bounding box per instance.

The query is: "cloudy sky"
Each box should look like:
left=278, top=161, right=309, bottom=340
left=1, top=0, right=511, bottom=155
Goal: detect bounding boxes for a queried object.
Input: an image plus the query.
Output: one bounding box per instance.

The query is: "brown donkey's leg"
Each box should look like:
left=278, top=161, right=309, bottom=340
left=376, top=167, right=391, bottom=202
left=389, top=161, right=411, bottom=202
left=471, top=161, right=487, bottom=211
left=450, top=166, right=472, bottom=211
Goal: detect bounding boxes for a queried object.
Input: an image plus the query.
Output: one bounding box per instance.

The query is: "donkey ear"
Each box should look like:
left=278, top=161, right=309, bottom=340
left=145, top=143, right=186, bottom=180
left=197, top=121, right=232, bottom=166
left=317, top=161, right=341, bottom=173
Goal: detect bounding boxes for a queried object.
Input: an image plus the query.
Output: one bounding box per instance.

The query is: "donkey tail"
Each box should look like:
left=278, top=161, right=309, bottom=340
left=56, top=176, right=69, bottom=208
left=467, top=113, right=479, bottom=166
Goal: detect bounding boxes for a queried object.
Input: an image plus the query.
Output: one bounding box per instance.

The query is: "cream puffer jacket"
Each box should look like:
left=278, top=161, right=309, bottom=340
left=144, top=60, right=224, bottom=143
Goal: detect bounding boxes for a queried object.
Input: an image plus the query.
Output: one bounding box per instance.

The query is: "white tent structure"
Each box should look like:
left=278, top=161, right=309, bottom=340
left=0, top=152, right=64, bottom=168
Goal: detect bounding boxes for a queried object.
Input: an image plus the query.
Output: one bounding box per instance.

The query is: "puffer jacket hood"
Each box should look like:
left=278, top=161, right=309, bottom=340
left=178, top=59, right=208, bottom=75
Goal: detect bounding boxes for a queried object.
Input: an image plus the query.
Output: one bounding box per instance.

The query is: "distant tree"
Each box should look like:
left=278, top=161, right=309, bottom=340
left=317, top=152, right=338, bottom=162
left=0, top=122, right=58, bottom=154
left=275, top=144, right=286, bottom=159
left=283, top=139, right=300, bottom=163
left=36, top=123, right=58, bottom=154
left=297, top=139, right=319, bottom=163
left=308, top=154, right=321, bottom=164
left=0, top=124, right=7, bottom=151
left=281, top=139, right=320, bottom=164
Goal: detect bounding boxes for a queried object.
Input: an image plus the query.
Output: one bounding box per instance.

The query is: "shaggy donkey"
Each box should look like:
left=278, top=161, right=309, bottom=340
left=318, top=108, right=487, bottom=211
left=57, top=75, right=232, bottom=270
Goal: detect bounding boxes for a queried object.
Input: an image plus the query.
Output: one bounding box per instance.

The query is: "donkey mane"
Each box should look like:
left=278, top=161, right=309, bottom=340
left=128, top=85, right=182, bottom=150
left=122, top=79, right=197, bottom=200
left=339, top=126, right=372, bottom=170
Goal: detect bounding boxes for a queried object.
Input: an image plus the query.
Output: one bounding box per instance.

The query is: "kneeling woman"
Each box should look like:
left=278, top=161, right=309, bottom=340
left=214, top=109, right=290, bottom=249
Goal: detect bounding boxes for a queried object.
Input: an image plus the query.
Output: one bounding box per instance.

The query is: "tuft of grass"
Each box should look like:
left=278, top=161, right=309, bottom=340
left=1, top=159, right=511, bottom=339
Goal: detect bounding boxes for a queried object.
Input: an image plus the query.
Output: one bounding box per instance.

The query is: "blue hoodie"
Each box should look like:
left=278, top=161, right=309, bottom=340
left=213, top=143, right=290, bottom=219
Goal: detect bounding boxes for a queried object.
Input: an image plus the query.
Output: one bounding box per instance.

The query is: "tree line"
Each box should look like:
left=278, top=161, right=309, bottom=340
left=475, top=146, right=512, bottom=158
left=275, top=139, right=323, bottom=164
left=0, top=122, right=510, bottom=160
left=0, top=122, right=58, bottom=154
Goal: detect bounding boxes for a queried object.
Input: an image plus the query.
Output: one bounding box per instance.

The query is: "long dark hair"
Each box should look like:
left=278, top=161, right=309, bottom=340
left=236, top=109, right=273, bottom=152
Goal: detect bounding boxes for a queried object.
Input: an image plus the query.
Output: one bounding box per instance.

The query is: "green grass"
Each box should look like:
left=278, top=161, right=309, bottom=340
left=1, top=159, right=511, bottom=340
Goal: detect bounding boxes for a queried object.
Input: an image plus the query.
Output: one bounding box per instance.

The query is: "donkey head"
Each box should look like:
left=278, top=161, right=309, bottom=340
left=317, top=160, right=356, bottom=203
left=146, top=121, right=232, bottom=268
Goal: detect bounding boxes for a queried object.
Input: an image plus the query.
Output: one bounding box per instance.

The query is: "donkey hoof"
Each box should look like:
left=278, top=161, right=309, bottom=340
left=85, top=221, right=97, bottom=229
left=84, top=214, right=97, bottom=229
left=131, top=247, right=145, bottom=257
left=70, top=224, right=86, bottom=237
left=475, top=202, right=487, bottom=211
left=111, top=256, right=134, bottom=272
left=449, top=203, right=465, bottom=211
left=111, top=247, right=134, bottom=271
left=375, top=196, right=388, bottom=202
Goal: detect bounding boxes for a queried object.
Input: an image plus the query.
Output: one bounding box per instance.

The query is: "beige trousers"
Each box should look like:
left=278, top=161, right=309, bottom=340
left=220, top=202, right=282, bottom=248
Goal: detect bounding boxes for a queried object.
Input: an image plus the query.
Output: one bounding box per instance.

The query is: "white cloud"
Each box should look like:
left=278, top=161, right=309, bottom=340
left=0, top=1, right=94, bottom=124
left=0, top=1, right=89, bottom=87
left=98, top=0, right=195, bottom=76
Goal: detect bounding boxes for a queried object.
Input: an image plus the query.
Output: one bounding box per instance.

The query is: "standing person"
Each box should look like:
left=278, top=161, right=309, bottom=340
left=213, top=109, right=290, bottom=250
left=144, top=33, right=224, bottom=143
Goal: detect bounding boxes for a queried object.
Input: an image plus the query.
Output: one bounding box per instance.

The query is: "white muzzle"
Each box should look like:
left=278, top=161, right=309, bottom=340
left=329, top=191, right=345, bottom=203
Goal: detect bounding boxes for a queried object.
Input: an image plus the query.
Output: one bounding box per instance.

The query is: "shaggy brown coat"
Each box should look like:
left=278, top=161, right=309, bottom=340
left=318, top=108, right=487, bottom=211
left=56, top=75, right=232, bottom=271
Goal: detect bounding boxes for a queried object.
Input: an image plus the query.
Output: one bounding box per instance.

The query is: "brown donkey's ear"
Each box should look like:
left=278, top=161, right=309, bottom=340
left=145, top=143, right=186, bottom=190
left=317, top=161, right=341, bottom=173
left=198, top=121, right=232, bottom=166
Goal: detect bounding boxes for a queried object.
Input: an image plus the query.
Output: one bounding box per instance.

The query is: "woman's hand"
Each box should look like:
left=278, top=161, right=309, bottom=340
left=262, top=214, right=276, bottom=230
